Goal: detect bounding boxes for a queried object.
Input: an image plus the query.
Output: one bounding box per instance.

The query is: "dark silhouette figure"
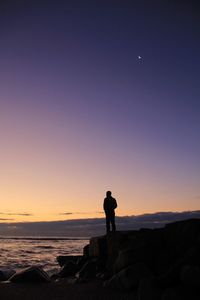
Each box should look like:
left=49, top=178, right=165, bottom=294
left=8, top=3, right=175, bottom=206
left=103, top=191, right=117, bottom=233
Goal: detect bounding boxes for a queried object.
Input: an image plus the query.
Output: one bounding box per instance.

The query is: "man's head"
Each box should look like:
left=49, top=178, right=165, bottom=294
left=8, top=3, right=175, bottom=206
left=106, top=191, right=112, bottom=197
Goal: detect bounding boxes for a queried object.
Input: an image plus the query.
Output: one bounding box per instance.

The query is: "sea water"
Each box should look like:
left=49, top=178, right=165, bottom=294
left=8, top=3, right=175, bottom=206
left=0, top=237, right=89, bottom=274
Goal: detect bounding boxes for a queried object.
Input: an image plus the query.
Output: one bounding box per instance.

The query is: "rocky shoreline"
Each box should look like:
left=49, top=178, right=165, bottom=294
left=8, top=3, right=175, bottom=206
left=1, top=218, right=200, bottom=299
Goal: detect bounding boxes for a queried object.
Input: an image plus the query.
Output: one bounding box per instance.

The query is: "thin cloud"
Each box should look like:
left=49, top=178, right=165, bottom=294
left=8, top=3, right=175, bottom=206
left=0, top=218, right=14, bottom=221
left=0, top=212, right=33, bottom=216
left=59, top=211, right=104, bottom=215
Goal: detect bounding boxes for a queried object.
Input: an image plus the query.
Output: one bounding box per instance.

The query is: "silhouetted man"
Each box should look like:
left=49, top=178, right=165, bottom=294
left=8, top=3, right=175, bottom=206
left=103, top=191, right=117, bottom=233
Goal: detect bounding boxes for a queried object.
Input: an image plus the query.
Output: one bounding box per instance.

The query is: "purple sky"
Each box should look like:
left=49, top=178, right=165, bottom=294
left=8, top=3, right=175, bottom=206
left=0, top=1, right=200, bottom=222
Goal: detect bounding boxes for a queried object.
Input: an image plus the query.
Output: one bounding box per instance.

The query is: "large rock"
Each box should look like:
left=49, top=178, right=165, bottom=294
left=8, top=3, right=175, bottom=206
left=89, top=236, right=107, bottom=257
left=56, top=255, right=82, bottom=267
left=161, top=287, right=182, bottom=300
left=155, top=248, right=177, bottom=275
left=180, top=264, right=200, bottom=287
left=58, top=261, right=78, bottom=278
left=158, top=246, right=200, bottom=288
left=106, top=231, right=134, bottom=258
left=83, top=244, right=90, bottom=258
left=106, top=231, right=137, bottom=273
left=76, top=259, right=97, bottom=280
left=164, top=219, right=200, bottom=250
left=104, top=262, right=153, bottom=290
left=0, top=269, right=15, bottom=281
left=138, top=277, right=161, bottom=300
left=157, top=263, right=181, bottom=288
left=76, top=256, right=88, bottom=270
left=161, top=286, right=200, bottom=300
left=114, top=245, right=154, bottom=273
left=9, top=266, right=50, bottom=283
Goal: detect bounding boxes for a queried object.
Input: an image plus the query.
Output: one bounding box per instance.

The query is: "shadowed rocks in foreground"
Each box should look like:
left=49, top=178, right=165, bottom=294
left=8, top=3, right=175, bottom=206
left=9, top=266, right=51, bottom=283
left=85, top=218, right=200, bottom=299
left=1, top=218, right=200, bottom=300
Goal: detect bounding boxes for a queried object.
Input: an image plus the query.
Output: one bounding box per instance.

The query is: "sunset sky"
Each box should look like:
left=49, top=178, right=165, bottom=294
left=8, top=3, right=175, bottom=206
left=0, top=1, right=199, bottom=223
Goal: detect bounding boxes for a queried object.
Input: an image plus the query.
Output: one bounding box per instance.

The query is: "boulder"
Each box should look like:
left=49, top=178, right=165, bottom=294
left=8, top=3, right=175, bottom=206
left=161, top=287, right=182, bottom=300
left=164, top=219, right=200, bottom=250
left=56, top=255, right=82, bottom=267
left=161, top=286, right=200, bottom=300
left=180, top=265, right=200, bottom=287
left=83, top=244, right=90, bottom=258
left=59, top=261, right=78, bottom=278
left=114, top=245, right=154, bottom=273
left=155, top=248, right=178, bottom=275
left=76, top=256, right=88, bottom=269
left=157, top=247, right=200, bottom=288
left=104, top=262, right=153, bottom=290
left=138, top=277, right=161, bottom=300
left=157, top=263, right=180, bottom=288
left=0, top=269, right=15, bottom=281
left=9, top=266, right=50, bottom=283
left=76, top=259, right=97, bottom=280
left=106, top=231, right=137, bottom=273
left=89, top=236, right=107, bottom=257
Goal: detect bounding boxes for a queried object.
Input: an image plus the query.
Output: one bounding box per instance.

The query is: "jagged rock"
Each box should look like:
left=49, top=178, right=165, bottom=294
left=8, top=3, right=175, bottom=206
left=164, top=219, right=200, bottom=250
left=55, top=277, right=78, bottom=285
left=114, top=245, right=154, bottom=273
left=56, top=255, right=82, bottom=267
left=161, top=287, right=182, bottom=300
left=76, top=259, right=97, bottom=280
left=157, top=262, right=181, bottom=288
left=104, top=262, right=153, bottom=290
left=76, top=256, right=88, bottom=269
left=83, top=244, right=90, bottom=257
left=105, top=231, right=137, bottom=274
left=180, top=265, right=200, bottom=287
left=155, top=248, right=177, bottom=275
left=138, top=277, right=161, bottom=300
left=106, top=231, right=133, bottom=257
left=161, top=286, right=200, bottom=300
left=157, top=246, right=200, bottom=288
left=9, top=266, right=50, bottom=283
left=0, top=269, right=15, bottom=281
left=50, top=273, right=60, bottom=280
left=59, top=261, right=78, bottom=278
left=89, top=236, right=107, bottom=257
left=179, top=246, right=200, bottom=267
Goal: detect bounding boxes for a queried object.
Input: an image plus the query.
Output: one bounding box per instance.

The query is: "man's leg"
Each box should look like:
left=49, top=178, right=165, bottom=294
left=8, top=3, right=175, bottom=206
left=106, top=214, right=110, bottom=233
left=110, top=212, right=116, bottom=232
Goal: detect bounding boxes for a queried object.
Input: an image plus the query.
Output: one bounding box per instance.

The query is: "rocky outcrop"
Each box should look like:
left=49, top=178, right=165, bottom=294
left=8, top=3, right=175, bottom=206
left=9, top=266, right=50, bottom=283
left=57, top=255, right=82, bottom=267
left=0, top=269, right=15, bottom=281
left=52, top=218, right=200, bottom=299
left=104, top=262, right=152, bottom=290
left=58, top=261, right=78, bottom=278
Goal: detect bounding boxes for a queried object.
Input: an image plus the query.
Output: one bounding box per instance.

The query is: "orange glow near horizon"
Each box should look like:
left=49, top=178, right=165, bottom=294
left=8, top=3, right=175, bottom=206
left=0, top=118, right=199, bottom=223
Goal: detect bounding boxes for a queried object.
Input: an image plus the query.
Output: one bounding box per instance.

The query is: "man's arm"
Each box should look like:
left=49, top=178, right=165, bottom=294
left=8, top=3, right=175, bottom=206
left=113, top=198, right=117, bottom=209
left=103, top=198, right=106, bottom=211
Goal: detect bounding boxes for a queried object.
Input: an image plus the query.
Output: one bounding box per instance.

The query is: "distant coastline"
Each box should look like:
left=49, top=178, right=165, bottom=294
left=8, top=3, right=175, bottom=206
left=0, top=237, right=88, bottom=240
left=1, top=210, right=200, bottom=237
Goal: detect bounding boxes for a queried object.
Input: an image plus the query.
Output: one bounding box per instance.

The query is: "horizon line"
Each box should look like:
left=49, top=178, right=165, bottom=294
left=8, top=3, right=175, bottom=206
left=0, top=209, right=200, bottom=225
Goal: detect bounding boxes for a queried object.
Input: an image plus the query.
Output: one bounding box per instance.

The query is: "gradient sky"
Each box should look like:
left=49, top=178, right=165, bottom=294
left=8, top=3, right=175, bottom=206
left=0, top=1, right=200, bottom=222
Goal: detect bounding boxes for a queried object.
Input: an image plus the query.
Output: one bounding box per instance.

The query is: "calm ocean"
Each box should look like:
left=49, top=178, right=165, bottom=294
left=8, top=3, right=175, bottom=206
left=0, top=237, right=89, bottom=274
